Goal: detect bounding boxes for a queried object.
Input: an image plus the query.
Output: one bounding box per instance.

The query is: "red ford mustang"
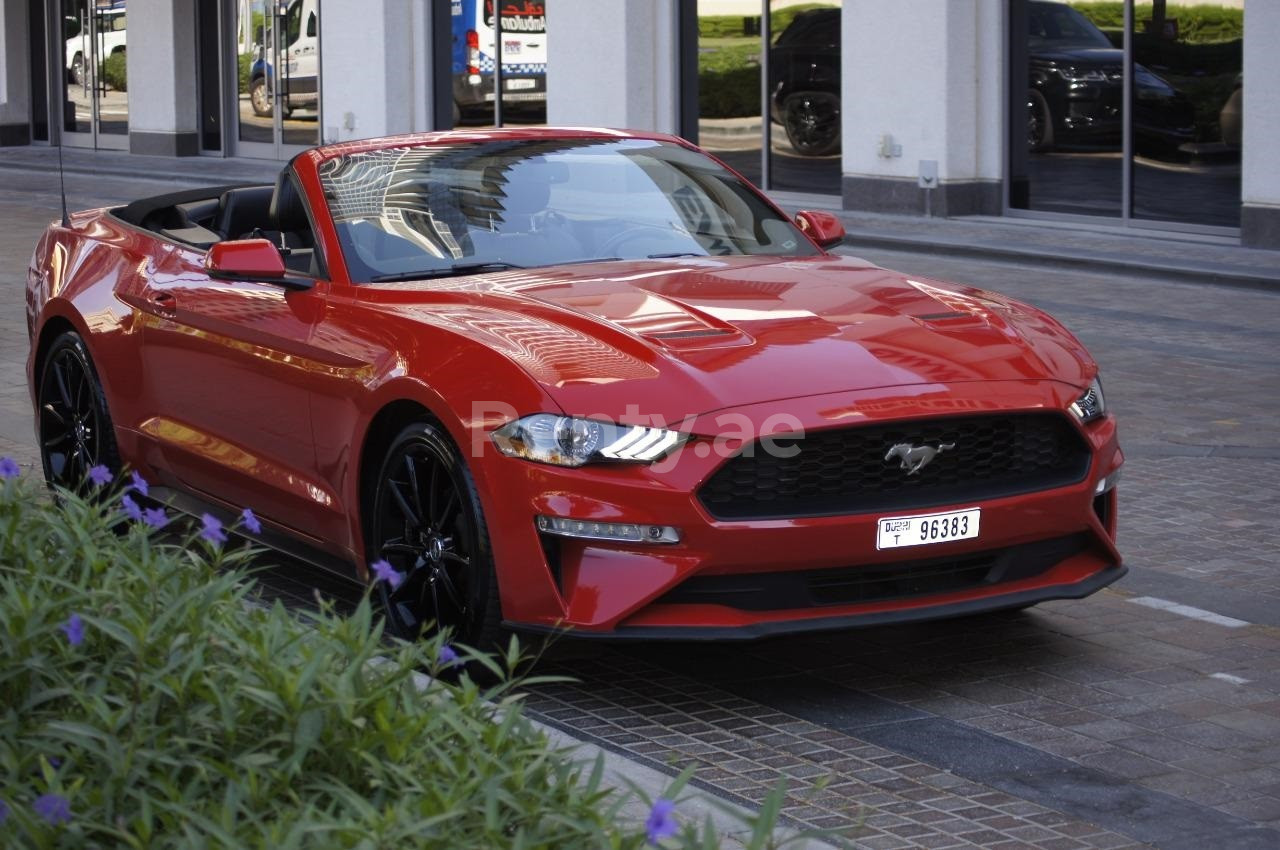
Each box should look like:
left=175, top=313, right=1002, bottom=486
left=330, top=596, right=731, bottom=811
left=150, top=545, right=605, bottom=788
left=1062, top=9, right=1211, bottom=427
left=26, top=128, right=1123, bottom=644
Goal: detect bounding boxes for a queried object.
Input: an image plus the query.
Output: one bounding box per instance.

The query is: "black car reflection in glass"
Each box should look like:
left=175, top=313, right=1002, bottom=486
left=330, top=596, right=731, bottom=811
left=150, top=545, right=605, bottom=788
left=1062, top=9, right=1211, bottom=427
left=770, top=2, right=1196, bottom=159
left=1027, top=0, right=1194, bottom=154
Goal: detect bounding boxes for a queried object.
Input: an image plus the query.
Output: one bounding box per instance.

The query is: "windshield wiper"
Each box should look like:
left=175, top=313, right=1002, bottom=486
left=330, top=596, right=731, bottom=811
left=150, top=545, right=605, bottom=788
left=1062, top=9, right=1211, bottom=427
left=369, top=261, right=525, bottom=282
left=647, top=252, right=707, bottom=259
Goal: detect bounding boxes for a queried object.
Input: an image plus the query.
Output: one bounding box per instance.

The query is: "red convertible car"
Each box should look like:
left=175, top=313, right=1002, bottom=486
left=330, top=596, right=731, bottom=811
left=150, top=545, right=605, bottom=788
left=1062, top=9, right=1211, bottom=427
left=26, top=128, right=1123, bottom=644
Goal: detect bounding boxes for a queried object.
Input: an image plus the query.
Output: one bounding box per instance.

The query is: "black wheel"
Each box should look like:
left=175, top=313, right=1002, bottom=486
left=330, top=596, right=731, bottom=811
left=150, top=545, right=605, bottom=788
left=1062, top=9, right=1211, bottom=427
left=37, top=332, right=121, bottom=491
left=782, top=92, right=841, bottom=157
left=249, top=77, right=273, bottom=117
left=1028, top=89, right=1054, bottom=153
left=368, top=421, right=501, bottom=648
left=70, top=53, right=85, bottom=86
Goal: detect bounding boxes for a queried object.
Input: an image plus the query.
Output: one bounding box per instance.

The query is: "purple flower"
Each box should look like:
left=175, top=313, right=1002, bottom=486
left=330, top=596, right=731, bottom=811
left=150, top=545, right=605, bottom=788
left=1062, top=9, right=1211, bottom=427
left=60, top=614, right=84, bottom=647
left=0, top=798, right=9, bottom=825
left=129, top=470, right=149, bottom=497
left=645, top=798, right=677, bottom=845
left=0, top=457, right=18, bottom=479
left=33, top=793, right=71, bottom=826
left=88, top=464, right=113, bottom=487
left=200, top=513, right=227, bottom=546
left=143, top=506, right=167, bottom=529
left=438, top=645, right=460, bottom=667
left=240, top=507, right=262, bottom=535
left=371, top=559, right=403, bottom=590
left=121, top=494, right=143, bottom=522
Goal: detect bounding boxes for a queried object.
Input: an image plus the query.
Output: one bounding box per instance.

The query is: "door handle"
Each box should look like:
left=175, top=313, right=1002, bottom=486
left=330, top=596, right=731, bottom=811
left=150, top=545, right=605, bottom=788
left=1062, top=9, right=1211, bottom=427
left=148, top=292, right=177, bottom=316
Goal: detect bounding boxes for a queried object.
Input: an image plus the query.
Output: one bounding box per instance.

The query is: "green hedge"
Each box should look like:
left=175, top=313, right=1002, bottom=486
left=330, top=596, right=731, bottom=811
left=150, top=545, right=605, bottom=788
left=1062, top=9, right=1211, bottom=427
left=0, top=467, right=797, bottom=848
left=1069, top=3, right=1242, bottom=44
left=99, top=51, right=126, bottom=93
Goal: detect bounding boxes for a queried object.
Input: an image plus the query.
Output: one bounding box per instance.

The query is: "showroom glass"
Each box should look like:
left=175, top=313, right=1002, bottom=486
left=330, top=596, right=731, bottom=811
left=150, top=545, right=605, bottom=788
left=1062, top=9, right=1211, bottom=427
left=235, top=0, right=320, bottom=157
left=766, top=0, right=842, bottom=194
left=1131, top=2, right=1242, bottom=227
left=691, top=1, right=842, bottom=196
left=452, top=0, right=548, bottom=129
left=60, top=0, right=128, bottom=149
left=317, top=138, right=818, bottom=282
left=1009, top=0, right=1243, bottom=231
left=695, top=0, right=763, bottom=185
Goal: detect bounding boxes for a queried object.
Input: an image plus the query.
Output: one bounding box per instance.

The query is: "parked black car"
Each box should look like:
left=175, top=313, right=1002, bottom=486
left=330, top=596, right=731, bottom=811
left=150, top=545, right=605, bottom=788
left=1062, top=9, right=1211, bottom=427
left=769, top=9, right=841, bottom=157
left=1028, top=1, right=1195, bottom=153
left=768, top=2, right=1196, bottom=158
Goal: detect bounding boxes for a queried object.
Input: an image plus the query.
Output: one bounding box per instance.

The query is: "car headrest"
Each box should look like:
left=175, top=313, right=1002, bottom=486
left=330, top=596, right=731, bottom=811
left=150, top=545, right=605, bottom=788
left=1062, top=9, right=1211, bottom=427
left=269, top=168, right=311, bottom=233
left=214, top=186, right=274, bottom=240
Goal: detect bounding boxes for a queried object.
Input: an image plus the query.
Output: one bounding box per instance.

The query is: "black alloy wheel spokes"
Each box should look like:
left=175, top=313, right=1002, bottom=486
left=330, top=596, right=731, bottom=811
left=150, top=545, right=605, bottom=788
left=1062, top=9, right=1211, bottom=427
left=39, top=348, right=101, bottom=488
left=376, top=443, right=474, bottom=637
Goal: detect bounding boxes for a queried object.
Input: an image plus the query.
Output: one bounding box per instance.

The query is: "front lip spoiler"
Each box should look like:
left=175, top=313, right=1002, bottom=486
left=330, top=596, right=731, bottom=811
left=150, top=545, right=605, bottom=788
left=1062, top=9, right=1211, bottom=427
left=504, top=563, right=1127, bottom=642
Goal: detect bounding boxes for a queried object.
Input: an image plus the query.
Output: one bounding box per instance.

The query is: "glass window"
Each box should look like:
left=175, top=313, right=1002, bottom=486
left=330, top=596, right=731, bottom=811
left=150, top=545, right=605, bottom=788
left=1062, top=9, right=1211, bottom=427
left=768, top=1, right=842, bottom=192
left=1010, top=0, right=1243, bottom=231
left=451, top=0, right=548, bottom=128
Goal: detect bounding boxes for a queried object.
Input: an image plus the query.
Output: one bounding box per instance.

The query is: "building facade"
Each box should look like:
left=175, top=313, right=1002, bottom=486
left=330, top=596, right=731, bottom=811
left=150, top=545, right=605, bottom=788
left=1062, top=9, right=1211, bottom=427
left=1, top=0, right=1275, bottom=248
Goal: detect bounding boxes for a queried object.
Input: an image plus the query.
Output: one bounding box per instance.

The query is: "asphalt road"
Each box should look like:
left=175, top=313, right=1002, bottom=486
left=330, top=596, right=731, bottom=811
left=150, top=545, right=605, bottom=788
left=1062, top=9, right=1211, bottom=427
left=4, top=166, right=1279, bottom=848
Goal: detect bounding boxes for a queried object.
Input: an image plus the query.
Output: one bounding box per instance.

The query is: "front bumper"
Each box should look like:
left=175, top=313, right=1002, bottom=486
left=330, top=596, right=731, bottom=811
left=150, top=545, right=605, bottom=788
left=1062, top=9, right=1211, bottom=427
left=475, top=380, right=1123, bottom=639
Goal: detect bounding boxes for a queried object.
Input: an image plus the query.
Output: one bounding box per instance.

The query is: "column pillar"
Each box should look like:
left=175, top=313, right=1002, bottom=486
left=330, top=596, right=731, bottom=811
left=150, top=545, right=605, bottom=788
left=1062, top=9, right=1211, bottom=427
left=320, top=0, right=429, bottom=143
left=840, top=0, right=1003, bottom=216
left=0, top=0, right=31, bottom=145
left=127, top=0, right=199, bottom=155
left=1242, top=2, right=1280, bottom=248
left=546, top=0, right=678, bottom=134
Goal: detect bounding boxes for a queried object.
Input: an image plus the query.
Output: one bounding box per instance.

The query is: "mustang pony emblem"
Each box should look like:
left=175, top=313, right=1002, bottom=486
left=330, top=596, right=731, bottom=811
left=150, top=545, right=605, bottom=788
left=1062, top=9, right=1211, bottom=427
left=884, top=442, right=956, bottom=475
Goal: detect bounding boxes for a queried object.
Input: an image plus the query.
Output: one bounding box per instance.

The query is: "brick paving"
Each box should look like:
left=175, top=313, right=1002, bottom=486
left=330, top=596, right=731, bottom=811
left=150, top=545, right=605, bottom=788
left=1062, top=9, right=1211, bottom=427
left=3, top=161, right=1279, bottom=847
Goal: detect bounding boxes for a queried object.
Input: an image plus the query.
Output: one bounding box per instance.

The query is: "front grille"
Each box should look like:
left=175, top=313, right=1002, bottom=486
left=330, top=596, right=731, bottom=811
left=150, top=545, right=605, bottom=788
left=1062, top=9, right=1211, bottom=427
left=698, top=413, right=1090, bottom=520
left=658, top=534, right=1087, bottom=612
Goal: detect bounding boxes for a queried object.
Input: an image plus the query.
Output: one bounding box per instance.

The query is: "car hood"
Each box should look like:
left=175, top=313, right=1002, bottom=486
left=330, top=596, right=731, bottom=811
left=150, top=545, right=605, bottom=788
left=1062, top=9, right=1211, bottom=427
left=1032, top=46, right=1122, bottom=65
left=371, top=255, right=1095, bottom=423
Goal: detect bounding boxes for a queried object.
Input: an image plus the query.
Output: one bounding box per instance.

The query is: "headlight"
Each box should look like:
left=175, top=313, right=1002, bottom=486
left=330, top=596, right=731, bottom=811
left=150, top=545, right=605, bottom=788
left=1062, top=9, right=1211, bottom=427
left=1070, top=377, right=1106, bottom=423
left=1054, top=67, right=1109, bottom=83
left=491, top=414, right=687, bottom=467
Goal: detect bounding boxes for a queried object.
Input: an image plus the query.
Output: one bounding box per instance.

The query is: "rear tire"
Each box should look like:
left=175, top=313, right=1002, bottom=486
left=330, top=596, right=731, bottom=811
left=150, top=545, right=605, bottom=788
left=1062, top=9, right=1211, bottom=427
left=367, top=421, right=503, bottom=650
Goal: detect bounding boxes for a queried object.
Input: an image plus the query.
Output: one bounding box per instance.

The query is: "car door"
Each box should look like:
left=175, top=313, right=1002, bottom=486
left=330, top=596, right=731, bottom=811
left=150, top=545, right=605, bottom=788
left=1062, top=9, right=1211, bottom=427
left=122, top=243, right=337, bottom=544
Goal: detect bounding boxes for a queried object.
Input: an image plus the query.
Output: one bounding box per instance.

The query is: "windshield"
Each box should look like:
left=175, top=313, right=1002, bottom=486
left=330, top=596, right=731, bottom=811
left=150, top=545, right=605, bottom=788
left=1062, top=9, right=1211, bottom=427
left=317, top=137, right=818, bottom=282
left=1028, top=2, right=1112, bottom=50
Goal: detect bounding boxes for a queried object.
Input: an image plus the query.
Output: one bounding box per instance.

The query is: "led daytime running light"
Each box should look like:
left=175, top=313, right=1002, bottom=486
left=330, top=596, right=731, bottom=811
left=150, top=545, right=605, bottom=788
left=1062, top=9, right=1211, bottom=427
left=537, top=515, right=682, bottom=544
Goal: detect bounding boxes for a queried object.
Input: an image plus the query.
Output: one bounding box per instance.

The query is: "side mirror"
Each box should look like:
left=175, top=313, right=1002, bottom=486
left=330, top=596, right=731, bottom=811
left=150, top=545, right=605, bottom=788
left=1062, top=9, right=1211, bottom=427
left=795, top=210, right=846, bottom=250
left=206, top=238, right=287, bottom=280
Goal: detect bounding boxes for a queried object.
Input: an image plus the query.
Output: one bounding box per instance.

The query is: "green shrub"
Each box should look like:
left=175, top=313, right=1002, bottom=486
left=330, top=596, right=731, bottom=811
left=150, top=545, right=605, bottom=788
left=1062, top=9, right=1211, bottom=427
left=1070, top=3, right=1242, bottom=43
left=99, top=51, right=127, bottom=93
left=0, top=468, right=789, bottom=848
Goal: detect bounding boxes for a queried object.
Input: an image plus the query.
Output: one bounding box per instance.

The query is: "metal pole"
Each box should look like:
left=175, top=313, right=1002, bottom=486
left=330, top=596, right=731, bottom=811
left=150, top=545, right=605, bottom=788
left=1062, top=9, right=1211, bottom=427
left=760, top=0, right=770, bottom=190
left=493, top=1, right=504, bottom=127
left=1121, top=0, right=1133, bottom=223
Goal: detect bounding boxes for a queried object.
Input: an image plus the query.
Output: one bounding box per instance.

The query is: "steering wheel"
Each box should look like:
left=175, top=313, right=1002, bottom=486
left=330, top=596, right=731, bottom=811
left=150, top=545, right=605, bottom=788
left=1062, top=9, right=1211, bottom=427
left=599, top=223, right=689, bottom=256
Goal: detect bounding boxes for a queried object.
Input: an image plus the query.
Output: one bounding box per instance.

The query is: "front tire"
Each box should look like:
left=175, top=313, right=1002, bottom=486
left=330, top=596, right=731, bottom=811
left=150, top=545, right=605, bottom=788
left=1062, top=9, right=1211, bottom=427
left=1028, top=89, right=1054, bottom=153
left=782, top=92, right=841, bottom=157
left=250, top=77, right=273, bottom=117
left=37, top=332, right=121, bottom=491
left=368, top=421, right=502, bottom=648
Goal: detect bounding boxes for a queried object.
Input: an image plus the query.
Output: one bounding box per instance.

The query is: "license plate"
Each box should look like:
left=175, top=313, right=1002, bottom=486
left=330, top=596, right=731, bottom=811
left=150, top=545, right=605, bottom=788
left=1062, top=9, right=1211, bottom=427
left=504, top=40, right=522, bottom=55
left=877, top=508, right=980, bottom=550
left=505, top=78, right=536, bottom=90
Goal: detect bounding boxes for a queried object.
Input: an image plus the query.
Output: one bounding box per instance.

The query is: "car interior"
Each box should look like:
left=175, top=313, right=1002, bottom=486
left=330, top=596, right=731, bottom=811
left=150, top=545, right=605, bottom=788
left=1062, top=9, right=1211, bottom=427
left=111, top=166, right=323, bottom=277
